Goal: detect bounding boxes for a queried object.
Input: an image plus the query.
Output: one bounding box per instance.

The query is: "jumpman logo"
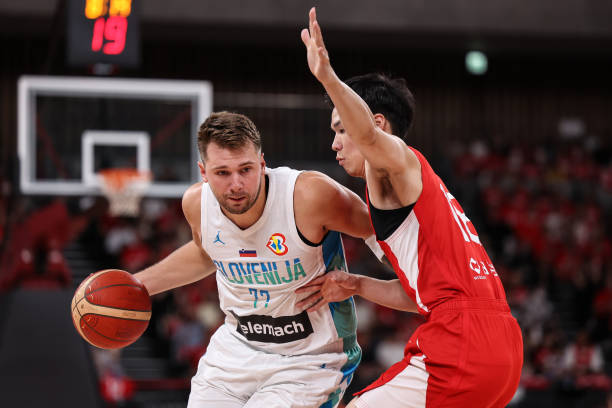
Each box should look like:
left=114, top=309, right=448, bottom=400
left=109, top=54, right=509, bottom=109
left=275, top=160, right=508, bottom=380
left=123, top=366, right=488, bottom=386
left=213, top=231, right=226, bottom=247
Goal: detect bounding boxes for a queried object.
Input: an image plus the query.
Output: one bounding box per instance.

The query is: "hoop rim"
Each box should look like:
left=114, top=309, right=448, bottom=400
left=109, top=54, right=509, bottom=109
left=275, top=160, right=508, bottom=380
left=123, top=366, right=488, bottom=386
left=98, top=168, right=152, bottom=192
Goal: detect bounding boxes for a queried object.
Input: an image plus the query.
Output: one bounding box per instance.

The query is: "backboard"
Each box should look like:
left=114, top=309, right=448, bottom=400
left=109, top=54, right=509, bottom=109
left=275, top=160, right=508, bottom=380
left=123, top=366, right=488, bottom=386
left=18, top=76, right=212, bottom=197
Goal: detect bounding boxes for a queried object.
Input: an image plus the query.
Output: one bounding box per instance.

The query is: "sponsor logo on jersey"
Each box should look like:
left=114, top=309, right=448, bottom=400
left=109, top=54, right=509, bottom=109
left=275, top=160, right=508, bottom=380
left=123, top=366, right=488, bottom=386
left=266, top=233, right=288, bottom=256
left=213, top=231, right=226, bottom=247
left=230, top=310, right=313, bottom=343
left=239, top=249, right=257, bottom=257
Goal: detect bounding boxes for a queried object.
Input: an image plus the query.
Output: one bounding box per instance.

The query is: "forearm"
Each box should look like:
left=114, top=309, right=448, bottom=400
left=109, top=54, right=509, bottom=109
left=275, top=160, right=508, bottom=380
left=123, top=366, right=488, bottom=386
left=304, top=8, right=380, bottom=148
left=134, top=240, right=216, bottom=295
left=323, top=77, right=378, bottom=144
left=355, top=276, right=417, bottom=313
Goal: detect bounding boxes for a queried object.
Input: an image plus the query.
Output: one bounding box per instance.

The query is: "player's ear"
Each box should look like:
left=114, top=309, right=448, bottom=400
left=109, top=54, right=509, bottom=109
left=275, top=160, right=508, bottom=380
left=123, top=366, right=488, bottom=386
left=373, top=113, right=390, bottom=133
left=260, top=152, right=266, bottom=170
left=198, top=161, right=208, bottom=182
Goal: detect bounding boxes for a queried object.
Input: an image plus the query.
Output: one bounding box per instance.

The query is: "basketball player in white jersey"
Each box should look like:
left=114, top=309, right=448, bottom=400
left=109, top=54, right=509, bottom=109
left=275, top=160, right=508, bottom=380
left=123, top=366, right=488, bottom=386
left=298, top=8, right=523, bottom=408
left=134, top=111, right=412, bottom=407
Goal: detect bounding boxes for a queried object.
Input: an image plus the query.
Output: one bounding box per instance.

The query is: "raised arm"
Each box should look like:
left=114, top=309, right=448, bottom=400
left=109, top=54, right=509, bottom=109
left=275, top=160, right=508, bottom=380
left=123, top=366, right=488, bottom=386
left=302, top=8, right=417, bottom=176
left=134, top=183, right=217, bottom=295
left=301, top=8, right=422, bottom=205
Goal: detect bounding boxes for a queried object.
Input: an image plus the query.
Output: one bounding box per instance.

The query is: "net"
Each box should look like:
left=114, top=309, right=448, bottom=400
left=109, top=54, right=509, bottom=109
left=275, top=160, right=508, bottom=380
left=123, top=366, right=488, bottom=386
left=98, top=168, right=151, bottom=217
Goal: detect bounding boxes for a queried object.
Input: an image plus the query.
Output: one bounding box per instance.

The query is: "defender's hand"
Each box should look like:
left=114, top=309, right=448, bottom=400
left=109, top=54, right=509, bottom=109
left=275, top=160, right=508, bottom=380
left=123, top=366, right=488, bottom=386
left=296, top=270, right=359, bottom=312
left=301, top=7, right=336, bottom=86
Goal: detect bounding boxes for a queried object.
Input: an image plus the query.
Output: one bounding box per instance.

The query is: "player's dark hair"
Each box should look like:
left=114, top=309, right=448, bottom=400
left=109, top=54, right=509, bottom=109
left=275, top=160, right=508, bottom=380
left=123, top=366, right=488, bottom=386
left=326, top=73, right=415, bottom=141
left=198, top=111, right=262, bottom=162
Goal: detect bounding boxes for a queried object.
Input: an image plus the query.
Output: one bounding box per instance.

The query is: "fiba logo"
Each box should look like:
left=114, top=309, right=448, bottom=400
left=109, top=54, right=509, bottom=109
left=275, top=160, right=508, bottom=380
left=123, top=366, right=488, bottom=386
left=266, top=233, right=288, bottom=256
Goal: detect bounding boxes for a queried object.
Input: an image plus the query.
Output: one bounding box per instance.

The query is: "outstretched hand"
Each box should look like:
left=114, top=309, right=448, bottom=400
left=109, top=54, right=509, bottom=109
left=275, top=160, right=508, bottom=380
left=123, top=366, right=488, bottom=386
left=301, top=7, right=336, bottom=86
left=296, top=269, right=359, bottom=312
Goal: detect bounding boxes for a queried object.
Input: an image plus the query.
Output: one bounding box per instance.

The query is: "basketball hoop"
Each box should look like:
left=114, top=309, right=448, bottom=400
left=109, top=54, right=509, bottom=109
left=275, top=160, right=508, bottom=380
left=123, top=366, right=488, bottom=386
left=98, top=169, right=151, bottom=217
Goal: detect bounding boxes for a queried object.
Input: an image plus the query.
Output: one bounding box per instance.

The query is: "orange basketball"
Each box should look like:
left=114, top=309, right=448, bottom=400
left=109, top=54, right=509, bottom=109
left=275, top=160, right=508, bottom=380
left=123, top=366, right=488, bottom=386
left=71, top=269, right=151, bottom=349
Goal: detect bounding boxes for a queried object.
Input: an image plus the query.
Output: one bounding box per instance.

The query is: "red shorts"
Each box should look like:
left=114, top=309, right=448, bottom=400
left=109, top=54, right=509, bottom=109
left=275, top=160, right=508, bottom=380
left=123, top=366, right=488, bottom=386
left=355, top=298, right=523, bottom=408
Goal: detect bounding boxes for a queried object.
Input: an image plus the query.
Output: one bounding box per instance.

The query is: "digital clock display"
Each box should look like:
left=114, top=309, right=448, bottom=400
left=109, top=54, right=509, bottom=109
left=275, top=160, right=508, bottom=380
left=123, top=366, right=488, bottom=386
left=67, top=0, right=140, bottom=67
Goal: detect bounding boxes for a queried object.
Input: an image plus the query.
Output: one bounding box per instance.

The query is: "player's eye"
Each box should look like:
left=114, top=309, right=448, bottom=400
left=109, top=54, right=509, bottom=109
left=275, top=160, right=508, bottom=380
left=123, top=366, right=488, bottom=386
left=339, top=128, right=346, bottom=134
left=216, top=170, right=228, bottom=176
left=240, top=167, right=251, bottom=174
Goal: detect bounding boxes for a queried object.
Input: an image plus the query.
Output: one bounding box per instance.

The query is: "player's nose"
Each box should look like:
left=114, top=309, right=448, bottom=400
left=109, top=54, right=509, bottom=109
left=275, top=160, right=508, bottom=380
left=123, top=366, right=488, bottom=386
left=331, top=134, right=342, bottom=151
left=228, top=173, right=243, bottom=191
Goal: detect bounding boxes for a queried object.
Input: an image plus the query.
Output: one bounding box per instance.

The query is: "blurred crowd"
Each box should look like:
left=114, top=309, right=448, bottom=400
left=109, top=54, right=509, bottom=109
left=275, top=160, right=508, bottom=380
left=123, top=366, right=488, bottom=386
left=1, top=136, right=611, bottom=407
left=0, top=196, right=82, bottom=290
left=446, top=136, right=612, bottom=404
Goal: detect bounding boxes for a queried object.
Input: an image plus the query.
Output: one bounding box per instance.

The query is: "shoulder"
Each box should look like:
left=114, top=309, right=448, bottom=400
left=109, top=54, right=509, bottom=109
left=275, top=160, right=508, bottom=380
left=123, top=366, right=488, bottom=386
left=294, top=171, right=341, bottom=205
left=293, top=171, right=347, bottom=240
left=400, top=144, right=423, bottom=176
left=374, top=137, right=420, bottom=173
left=365, top=142, right=423, bottom=207
left=404, top=145, right=423, bottom=164
left=295, top=170, right=330, bottom=185
left=181, top=182, right=203, bottom=227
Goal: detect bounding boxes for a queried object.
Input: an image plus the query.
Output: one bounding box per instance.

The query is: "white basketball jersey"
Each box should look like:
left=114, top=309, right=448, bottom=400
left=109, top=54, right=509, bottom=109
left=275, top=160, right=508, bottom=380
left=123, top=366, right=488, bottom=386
left=200, top=167, right=359, bottom=361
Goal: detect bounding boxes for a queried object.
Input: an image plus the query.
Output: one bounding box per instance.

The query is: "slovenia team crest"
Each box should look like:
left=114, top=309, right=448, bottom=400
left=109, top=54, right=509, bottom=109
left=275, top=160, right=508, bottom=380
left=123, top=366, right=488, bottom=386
left=266, top=233, right=288, bottom=255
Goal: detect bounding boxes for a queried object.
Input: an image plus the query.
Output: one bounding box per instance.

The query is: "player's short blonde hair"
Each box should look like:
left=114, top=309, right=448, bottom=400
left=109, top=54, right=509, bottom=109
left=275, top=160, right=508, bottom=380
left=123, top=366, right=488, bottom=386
left=197, top=111, right=262, bottom=162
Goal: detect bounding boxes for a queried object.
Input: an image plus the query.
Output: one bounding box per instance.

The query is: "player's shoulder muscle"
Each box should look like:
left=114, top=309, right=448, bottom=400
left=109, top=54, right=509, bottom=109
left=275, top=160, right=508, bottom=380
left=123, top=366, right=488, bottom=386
left=369, top=132, right=419, bottom=176
left=295, top=171, right=342, bottom=207
left=295, top=170, right=362, bottom=219
left=366, top=141, right=422, bottom=207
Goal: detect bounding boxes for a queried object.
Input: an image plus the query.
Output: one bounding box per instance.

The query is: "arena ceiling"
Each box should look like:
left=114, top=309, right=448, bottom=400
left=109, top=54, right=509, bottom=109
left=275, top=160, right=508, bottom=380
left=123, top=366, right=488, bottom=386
left=0, top=0, right=611, bottom=53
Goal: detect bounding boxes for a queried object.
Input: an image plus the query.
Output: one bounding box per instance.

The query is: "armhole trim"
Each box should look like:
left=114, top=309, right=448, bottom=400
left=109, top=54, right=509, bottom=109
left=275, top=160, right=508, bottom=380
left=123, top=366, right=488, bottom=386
left=297, top=227, right=327, bottom=247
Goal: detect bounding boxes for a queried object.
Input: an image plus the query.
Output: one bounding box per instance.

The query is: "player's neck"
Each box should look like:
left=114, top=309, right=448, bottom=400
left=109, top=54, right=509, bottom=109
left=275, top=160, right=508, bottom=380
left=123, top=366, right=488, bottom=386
left=357, top=161, right=367, bottom=179
left=223, top=175, right=267, bottom=230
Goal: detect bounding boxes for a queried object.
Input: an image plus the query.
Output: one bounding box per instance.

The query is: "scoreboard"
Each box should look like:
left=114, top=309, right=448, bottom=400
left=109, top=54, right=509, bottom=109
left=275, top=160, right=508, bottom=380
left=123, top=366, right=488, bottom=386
left=67, top=0, right=140, bottom=68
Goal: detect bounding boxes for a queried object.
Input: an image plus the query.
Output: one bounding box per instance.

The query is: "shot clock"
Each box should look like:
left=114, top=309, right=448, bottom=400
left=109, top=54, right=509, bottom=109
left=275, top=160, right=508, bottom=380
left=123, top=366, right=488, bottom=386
left=67, top=0, right=140, bottom=68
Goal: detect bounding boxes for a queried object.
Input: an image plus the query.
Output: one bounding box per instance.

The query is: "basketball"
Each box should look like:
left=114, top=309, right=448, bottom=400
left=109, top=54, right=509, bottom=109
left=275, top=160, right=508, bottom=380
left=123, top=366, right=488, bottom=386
left=71, top=269, right=151, bottom=349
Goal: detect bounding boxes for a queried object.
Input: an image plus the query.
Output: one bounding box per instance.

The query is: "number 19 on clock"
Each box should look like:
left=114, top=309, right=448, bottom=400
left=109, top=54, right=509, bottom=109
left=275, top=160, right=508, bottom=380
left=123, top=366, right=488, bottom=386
left=85, top=0, right=132, bottom=55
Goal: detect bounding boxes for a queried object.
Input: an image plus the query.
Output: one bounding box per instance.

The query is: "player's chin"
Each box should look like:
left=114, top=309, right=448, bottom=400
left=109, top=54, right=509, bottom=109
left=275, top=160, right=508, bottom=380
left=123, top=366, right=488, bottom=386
left=227, top=201, right=253, bottom=215
left=340, top=163, right=358, bottom=177
left=228, top=205, right=249, bottom=215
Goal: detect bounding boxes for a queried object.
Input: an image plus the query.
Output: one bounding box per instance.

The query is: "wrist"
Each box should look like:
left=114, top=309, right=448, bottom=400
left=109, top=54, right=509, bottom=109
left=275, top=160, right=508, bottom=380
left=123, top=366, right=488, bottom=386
left=320, top=71, right=341, bottom=91
left=352, top=274, right=364, bottom=298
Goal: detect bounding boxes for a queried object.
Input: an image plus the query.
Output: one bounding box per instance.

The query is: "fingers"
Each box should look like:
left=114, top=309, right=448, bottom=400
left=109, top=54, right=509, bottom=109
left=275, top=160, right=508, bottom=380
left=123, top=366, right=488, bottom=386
left=306, top=297, right=327, bottom=313
left=300, top=28, right=310, bottom=46
left=309, top=7, right=316, bottom=34
left=295, top=283, right=322, bottom=294
left=306, top=7, right=325, bottom=49
left=312, top=20, right=325, bottom=49
left=302, top=275, right=327, bottom=288
left=296, top=291, right=322, bottom=310
left=307, top=7, right=324, bottom=48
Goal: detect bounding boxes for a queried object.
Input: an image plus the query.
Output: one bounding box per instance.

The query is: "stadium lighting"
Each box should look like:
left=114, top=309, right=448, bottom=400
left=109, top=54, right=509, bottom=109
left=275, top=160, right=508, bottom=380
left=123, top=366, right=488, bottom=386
left=465, top=51, right=488, bottom=75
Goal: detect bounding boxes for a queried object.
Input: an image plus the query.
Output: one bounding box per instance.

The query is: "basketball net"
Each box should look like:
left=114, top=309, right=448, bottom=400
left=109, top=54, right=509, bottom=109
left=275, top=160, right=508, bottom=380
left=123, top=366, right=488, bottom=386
left=98, top=169, right=152, bottom=217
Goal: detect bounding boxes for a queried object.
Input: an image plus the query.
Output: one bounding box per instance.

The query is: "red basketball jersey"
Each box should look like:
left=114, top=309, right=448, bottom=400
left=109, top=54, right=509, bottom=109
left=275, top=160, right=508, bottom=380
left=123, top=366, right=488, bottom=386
left=369, top=147, right=507, bottom=316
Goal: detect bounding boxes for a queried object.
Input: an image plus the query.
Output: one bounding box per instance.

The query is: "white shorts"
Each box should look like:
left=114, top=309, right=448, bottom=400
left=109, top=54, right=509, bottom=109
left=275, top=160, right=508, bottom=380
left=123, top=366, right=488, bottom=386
left=188, top=324, right=359, bottom=408
left=353, top=355, right=428, bottom=408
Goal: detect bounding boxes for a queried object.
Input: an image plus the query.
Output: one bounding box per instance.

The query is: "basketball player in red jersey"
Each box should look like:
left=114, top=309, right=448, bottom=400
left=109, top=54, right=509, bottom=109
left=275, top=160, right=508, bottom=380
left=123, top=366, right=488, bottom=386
left=297, top=8, right=523, bottom=408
